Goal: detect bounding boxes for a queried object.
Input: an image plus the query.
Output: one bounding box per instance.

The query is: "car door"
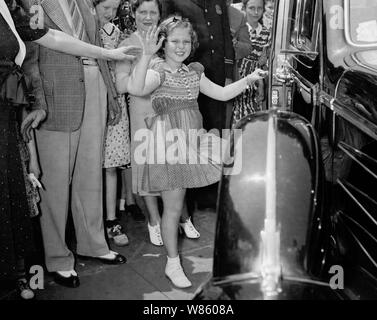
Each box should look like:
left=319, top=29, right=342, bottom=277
left=269, top=0, right=320, bottom=119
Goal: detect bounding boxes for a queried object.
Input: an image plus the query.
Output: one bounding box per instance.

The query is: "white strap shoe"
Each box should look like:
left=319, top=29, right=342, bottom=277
left=179, top=217, right=200, bottom=239
left=165, top=262, right=192, bottom=289
left=148, top=223, right=164, bottom=246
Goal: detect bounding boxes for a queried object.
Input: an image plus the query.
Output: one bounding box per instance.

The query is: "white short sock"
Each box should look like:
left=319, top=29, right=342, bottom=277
left=119, top=199, right=126, bottom=211
left=56, top=270, right=77, bottom=277
left=98, top=251, right=118, bottom=259
left=167, top=255, right=180, bottom=267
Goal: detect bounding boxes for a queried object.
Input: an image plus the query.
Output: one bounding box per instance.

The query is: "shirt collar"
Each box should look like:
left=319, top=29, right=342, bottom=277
left=246, top=22, right=263, bottom=36
left=162, top=63, right=190, bottom=74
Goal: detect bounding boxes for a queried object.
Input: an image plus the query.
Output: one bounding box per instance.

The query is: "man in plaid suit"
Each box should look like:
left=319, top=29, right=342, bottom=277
left=22, top=0, right=126, bottom=288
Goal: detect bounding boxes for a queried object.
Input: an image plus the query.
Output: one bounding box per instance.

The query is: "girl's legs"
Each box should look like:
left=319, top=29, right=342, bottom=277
left=105, top=167, right=129, bottom=246
left=119, top=168, right=127, bottom=211
left=122, top=168, right=145, bottom=221
left=124, top=167, right=135, bottom=207
left=161, top=189, right=185, bottom=257
left=179, top=198, right=200, bottom=239
left=144, top=195, right=161, bottom=226
left=180, top=200, right=190, bottom=222
left=144, top=195, right=163, bottom=246
left=161, top=189, right=191, bottom=288
left=106, top=167, right=118, bottom=222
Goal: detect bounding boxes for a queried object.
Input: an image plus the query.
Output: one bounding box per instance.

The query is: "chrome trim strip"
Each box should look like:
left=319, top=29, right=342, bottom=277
left=338, top=213, right=377, bottom=269
left=338, top=142, right=377, bottom=180
left=298, top=0, right=320, bottom=54
left=339, top=141, right=377, bottom=164
left=291, top=54, right=315, bottom=69
left=328, top=100, right=377, bottom=140
left=212, top=274, right=331, bottom=289
left=338, top=210, right=377, bottom=244
left=282, top=276, right=331, bottom=287
left=212, top=272, right=261, bottom=286
left=290, top=67, right=315, bottom=89
left=294, top=0, right=303, bottom=46
left=337, top=179, right=377, bottom=227
left=350, top=54, right=377, bottom=74
left=259, top=113, right=281, bottom=296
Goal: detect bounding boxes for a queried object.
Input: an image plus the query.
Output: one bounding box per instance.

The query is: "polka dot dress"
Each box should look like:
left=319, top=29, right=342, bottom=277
left=0, top=104, right=34, bottom=280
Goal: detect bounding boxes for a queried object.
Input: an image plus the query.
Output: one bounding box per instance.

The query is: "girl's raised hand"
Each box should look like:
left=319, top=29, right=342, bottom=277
left=247, top=68, right=268, bottom=84
left=137, top=26, right=165, bottom=56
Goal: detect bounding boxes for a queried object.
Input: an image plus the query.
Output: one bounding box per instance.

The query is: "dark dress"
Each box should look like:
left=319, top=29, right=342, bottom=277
left=0, top=1, right=47, bottom=279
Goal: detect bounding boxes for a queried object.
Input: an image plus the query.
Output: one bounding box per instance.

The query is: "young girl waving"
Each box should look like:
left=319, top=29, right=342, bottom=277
left=123, top=16, right=266, bottom=288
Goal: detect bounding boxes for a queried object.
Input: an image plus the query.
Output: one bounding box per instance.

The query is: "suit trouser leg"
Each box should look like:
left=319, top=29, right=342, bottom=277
left=72, top=65, right=109, bottom=257
left=36, top=129, right=80, bottom=272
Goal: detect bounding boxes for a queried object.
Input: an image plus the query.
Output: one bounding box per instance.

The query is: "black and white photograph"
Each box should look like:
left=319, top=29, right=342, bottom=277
left=1, top=0, right=376, bottom=309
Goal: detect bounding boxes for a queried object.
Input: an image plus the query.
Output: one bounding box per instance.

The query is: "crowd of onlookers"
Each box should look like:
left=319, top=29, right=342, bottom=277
left=0, top=0, right=274, bottom=299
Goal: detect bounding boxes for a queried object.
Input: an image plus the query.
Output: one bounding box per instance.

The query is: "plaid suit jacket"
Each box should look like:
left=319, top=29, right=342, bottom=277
left=22, top=0, right=120, bottom=132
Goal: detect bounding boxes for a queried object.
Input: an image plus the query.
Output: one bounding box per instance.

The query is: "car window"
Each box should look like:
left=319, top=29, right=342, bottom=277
left=289, top=0, right=317, bottom=51
left=355, top=51, right=377, bottom=69
left=349, top=0, right=377, bottom=44
left=301, top=0, right=316, bottom=40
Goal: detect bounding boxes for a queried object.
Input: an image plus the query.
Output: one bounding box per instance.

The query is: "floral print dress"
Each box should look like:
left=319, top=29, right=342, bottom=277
left=100, top=22, right=131, bottom=169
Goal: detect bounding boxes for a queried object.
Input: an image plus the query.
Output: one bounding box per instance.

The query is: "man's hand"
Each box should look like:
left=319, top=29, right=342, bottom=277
left=104, top=45, right=142, bottom=61
left=21, top=109, right=46, bottom=143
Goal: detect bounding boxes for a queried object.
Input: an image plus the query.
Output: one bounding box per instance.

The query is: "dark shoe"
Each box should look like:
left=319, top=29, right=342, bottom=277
left=106, top=223, right=129, bottom=246
left=95, top=252, right=127, bottom=265
left=78, top=252, right=127, bottom=265
left=16, top=278, right=35, bottom=300
left=53, top=272, right=80, bottom=288
left=197, top=202, right=216, bottom=211
left=127, top=204, right=145, bottom=221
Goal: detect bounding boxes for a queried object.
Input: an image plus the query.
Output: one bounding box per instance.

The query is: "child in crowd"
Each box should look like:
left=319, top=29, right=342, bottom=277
left=112, top=0, right=146, bottom=222
left=232, top=0, right=271, bottom=126
left=95, top=0, right=133, bottom=246
left=122, top=16, right=266, bottom=288
left=116, top=0, right=200, bottom=249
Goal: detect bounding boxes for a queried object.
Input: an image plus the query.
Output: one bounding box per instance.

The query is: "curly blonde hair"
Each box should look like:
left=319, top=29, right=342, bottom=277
left=157, top=15, right=199, bottom=60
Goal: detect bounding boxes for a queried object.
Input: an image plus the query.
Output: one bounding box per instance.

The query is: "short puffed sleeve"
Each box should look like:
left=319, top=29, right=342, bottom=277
left=150, top=58, right=166, bottom=85
left=189, top=62, right=205, bottom=79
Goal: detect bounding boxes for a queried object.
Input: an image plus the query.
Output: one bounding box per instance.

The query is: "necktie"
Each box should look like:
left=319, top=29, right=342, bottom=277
left=66, top=0, right=89, bottom=43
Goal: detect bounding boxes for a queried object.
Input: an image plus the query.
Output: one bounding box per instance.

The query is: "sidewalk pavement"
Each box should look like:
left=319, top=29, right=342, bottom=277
left=1, top=209, right=217, bottom=300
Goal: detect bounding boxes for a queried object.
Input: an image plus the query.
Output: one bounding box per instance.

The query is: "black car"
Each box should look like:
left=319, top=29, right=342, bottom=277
left=195, top=0, right=377, bottom=300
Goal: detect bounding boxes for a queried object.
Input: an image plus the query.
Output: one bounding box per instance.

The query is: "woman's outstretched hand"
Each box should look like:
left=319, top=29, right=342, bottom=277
left=136, top=26, right=165, bottom=56
left=104, top=45, right=142, bottom=61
